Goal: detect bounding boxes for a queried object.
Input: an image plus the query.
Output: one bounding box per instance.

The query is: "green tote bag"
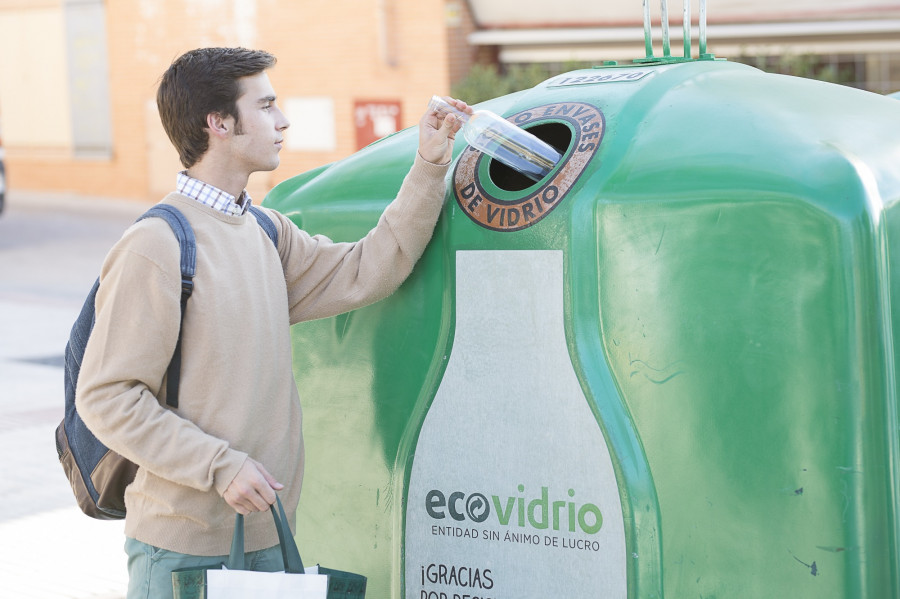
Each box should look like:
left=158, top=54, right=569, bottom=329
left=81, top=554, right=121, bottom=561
left=172, top=497, right=366, bottom=599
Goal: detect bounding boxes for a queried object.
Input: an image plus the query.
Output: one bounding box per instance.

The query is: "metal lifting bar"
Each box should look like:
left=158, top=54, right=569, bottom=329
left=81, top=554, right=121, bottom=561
left=643, top=0, right=653, bottom=58
left=660, top=0, right=671, bottom=57
left=699, top=0, right=708, bottom=57
left=641, top=0, right=711, bottom=62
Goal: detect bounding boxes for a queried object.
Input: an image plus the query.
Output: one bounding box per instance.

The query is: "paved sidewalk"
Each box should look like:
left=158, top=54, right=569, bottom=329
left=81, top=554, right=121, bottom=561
left=0, top=190, right=151, bottom=598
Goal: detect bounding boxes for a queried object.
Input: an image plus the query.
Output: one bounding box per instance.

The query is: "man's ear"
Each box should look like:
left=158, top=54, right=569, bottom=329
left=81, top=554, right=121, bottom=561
left=206, top=112, right=231, bottom=139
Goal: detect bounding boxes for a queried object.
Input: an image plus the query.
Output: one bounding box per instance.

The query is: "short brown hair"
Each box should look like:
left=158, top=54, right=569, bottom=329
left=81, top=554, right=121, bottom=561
left=157, top=47, right=277, bottom=168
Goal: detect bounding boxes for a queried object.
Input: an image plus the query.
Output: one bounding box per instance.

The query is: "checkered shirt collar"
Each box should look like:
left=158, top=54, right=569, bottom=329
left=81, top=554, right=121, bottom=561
left=176, top=171, right=251, bottom=216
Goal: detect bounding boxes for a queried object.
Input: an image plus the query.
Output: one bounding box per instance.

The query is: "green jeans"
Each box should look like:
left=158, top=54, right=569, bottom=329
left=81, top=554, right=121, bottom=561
left=124, top=537, right=284, bottom=599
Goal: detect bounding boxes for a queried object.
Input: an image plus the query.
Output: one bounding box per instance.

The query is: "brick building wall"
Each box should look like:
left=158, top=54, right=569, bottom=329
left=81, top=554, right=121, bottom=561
left=444, top=0, right=485, bottom=89
left=0, top=0, right=453, bottom=202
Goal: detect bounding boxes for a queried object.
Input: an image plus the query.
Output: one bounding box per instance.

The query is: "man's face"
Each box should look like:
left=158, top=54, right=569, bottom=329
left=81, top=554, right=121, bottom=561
left=228, top=72, right=290, bottom=175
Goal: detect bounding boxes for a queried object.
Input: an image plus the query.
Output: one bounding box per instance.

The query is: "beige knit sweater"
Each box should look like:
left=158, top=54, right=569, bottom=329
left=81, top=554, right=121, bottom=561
left=76, top=154, right=449, bottom=555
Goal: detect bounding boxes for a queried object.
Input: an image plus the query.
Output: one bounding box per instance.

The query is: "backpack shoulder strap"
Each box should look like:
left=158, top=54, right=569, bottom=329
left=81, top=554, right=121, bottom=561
left=248, top=205, right=279, bottom=247
left=138, top=204, right=197, bottom=283
left=136, top=204, right=195, bottom=409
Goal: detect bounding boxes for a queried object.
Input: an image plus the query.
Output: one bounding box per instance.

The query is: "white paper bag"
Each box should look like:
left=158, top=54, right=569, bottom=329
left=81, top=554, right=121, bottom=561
left=206, top=568, right=329, bottom=598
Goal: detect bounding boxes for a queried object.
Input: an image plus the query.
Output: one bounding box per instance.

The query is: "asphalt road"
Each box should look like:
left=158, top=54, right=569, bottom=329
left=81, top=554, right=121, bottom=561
left=0, top=190, right=151, bottom=598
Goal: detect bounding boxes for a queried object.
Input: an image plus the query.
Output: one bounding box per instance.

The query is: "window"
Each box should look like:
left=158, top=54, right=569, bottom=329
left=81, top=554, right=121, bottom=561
left=0, top=0, right=112, bottom=157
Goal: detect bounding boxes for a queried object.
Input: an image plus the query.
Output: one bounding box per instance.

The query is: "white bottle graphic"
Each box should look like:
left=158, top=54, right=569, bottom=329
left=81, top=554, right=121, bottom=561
left=404, top=250, right=627, bottom=598
left=429, top=96, right=562, bottom=181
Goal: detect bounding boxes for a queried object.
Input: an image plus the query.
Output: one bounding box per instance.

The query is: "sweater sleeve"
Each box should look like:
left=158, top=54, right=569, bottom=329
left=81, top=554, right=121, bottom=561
left=270, top=152, right=449, bottom=324
left=74, top=220, right=247, bottom=496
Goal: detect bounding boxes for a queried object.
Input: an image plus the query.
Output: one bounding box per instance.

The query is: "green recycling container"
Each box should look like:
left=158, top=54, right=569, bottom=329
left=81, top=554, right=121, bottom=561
left=264, top=59, right=900, bottom=598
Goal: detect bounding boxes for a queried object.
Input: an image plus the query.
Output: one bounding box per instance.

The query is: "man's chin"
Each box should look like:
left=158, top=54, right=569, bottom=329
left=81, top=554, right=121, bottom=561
left=258, top=159, right=280, bottom=173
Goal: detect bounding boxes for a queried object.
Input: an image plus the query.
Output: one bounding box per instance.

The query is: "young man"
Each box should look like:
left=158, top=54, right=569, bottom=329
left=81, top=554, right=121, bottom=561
left=75, top=47, right=467, bottom=597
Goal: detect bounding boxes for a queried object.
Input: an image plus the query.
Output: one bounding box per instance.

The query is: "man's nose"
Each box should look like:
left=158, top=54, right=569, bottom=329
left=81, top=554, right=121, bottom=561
left=277, top=107, right=290, bottom=130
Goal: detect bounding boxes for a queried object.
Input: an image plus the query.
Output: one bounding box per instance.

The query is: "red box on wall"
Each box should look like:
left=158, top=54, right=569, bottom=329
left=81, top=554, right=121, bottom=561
left=354, top=100, right=402, bottom=150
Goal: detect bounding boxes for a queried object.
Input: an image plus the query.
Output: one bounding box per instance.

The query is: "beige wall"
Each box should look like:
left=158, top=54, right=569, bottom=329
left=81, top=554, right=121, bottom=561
left=0, top=3, right=72, bottom=152
left=0, top=0, right=452, bottom=202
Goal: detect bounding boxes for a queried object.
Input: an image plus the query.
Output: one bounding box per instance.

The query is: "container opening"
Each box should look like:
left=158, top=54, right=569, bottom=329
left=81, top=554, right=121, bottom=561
left=487, top=122, right=572, bottom=192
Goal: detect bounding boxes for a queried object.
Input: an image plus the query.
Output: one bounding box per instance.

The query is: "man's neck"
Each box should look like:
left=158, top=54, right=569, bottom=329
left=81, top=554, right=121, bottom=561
left=186, top=161, right=249, bottom=200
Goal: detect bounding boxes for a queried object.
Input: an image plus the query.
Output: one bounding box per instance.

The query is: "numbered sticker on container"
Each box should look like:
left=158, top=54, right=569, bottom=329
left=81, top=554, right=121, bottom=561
left=548, top=70, right=650, bottom=87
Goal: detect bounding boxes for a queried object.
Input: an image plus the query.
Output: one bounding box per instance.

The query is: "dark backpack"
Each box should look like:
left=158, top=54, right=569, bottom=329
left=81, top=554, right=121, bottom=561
left=55, top=203, right=278, bottom=520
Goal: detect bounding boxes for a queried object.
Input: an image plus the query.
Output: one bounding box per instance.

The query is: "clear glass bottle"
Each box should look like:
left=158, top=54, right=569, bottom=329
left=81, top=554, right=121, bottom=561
left=429, top=96, right=562, bottom=181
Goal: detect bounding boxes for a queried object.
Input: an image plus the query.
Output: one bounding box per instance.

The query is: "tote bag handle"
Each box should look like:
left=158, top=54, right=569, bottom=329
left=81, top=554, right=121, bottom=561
left=226, top=496, right=305, bottom=574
